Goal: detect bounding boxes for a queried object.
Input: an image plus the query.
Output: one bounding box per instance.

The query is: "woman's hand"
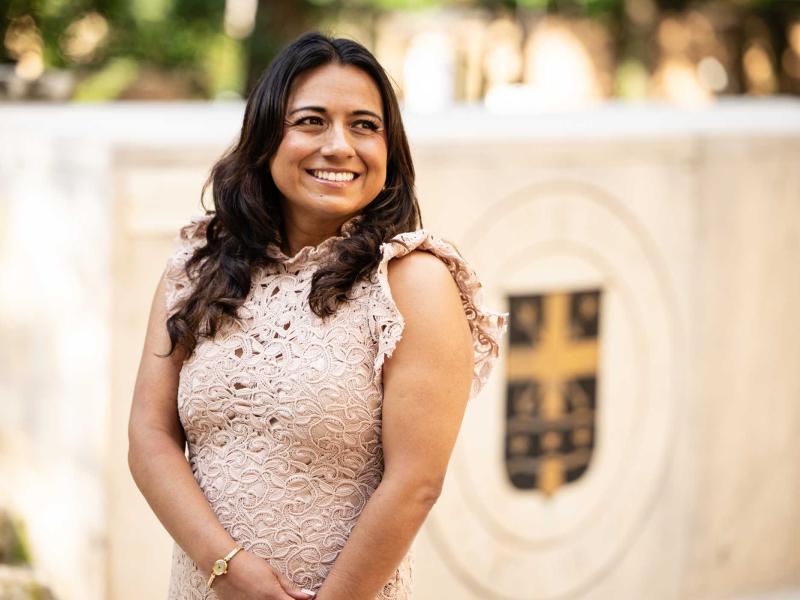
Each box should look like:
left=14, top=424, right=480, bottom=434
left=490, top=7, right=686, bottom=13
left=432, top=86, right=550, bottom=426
left=212, top=549, right=316, bottom=600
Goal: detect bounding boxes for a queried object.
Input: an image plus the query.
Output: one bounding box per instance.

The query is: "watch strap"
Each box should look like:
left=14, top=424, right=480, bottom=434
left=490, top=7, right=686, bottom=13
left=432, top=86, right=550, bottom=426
left=223, top=546, right=242, bottom=562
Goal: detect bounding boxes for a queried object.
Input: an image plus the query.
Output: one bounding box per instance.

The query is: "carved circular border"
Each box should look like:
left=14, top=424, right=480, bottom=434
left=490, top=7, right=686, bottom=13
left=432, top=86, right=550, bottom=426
left=452, top=239, right=647, bottom=547
left=425, top=180, right=685, bottom=599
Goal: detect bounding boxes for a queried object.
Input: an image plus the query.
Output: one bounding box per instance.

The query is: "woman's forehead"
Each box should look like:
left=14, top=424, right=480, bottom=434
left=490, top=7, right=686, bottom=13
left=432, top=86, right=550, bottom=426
left=288, top=63, right=383, bottom=114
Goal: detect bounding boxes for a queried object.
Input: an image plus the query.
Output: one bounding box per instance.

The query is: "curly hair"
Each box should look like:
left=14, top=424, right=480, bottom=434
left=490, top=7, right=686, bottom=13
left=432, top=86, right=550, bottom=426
left=162, top=31, right=422, bottom=360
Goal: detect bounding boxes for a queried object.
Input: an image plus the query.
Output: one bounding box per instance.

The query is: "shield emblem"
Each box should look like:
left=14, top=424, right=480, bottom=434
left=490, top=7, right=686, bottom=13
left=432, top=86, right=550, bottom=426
left=505, top=290, right=602, bottom=497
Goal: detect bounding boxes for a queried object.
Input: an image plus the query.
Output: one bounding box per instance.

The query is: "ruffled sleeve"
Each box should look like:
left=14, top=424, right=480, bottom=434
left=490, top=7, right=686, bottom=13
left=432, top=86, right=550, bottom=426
left=163, top=213, right=212, bottom=316
left=370, top=229, right=509, bottom=401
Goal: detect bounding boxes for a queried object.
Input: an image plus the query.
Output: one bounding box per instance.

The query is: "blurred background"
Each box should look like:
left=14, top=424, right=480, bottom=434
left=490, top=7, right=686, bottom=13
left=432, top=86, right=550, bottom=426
left=1, top=1, right=799, bottom=599
left=3, top=0, right=800, bottom=106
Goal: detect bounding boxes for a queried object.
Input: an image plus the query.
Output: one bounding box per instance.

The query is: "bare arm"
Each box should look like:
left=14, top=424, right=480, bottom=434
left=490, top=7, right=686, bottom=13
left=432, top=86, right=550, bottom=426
left=128, top=270, right=311, bottom=600
left=314, top=250, right=475, bottom=600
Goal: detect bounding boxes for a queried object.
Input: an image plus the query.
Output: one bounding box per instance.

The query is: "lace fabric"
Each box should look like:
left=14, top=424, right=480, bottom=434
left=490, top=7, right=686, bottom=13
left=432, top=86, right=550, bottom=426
left=370, top=229, right=508, bottom=402
left=162, top=214, right=508, bottom=599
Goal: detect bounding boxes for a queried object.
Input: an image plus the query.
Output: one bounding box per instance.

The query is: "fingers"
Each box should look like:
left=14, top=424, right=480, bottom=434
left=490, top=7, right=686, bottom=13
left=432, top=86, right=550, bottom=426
left=277, top=573, right=316, bottom=599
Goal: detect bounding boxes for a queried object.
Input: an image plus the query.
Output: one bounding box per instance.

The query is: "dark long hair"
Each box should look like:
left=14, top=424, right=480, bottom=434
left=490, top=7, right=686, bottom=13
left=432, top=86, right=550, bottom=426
left=163, top=31, right=421, bottom=360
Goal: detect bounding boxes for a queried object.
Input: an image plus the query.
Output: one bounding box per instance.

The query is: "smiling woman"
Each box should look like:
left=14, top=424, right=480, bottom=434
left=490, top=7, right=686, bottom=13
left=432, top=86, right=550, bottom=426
left=269, top=62, right=388, bottom=255
left=127, top=31, right=507, bottom=600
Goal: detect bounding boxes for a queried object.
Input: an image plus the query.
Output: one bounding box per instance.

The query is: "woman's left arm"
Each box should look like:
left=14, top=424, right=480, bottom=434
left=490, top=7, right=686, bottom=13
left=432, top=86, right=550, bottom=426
left=314, top=250, right=475, bottom=600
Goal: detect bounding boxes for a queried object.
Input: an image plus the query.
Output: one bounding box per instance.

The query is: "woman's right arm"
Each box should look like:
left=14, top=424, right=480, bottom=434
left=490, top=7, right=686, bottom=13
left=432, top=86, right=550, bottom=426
left=127, top=270, right=313, bottom=600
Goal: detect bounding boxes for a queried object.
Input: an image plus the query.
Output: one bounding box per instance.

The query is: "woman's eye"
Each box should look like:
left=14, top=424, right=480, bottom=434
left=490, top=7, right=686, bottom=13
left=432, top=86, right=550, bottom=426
left=354, top=120, right=379, bottom=131
left=297, top=116, right=323, bottom=126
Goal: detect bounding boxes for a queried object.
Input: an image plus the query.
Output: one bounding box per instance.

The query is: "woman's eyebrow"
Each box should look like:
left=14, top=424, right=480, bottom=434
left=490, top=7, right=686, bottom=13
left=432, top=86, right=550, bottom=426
left=288, top=106, right=383, bottom=121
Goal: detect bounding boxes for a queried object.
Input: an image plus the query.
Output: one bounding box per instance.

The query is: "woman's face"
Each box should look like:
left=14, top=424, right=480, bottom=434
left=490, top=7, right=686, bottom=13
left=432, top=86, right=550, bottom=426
left=269, top=62, right=388, bottom=230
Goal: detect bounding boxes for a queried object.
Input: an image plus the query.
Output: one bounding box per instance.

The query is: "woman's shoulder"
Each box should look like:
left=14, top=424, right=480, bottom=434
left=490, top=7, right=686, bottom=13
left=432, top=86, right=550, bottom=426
left=175, top=213, right=213, bottom=245
left=162, top=213, right=213, bottom=315
left=165, top=213, right=213, bottom=279
left=376, top=229, right=487, bottom=300
left=165, top=213, right=213, bottom=273
left=378, top=230, right=461, bottom=299
left=378, top=228, right=468, bottom=267
left=371, top=228, right=509, bottom=401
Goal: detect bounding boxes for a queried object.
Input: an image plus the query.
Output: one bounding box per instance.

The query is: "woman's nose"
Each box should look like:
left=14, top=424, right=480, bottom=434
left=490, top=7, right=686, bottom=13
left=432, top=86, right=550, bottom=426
left=320, top=122, right=355, bottom=157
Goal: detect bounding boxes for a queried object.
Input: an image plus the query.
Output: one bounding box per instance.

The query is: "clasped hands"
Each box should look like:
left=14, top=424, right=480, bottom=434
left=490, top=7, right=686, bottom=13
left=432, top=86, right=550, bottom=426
left=213, top=548, right=317, bottom=600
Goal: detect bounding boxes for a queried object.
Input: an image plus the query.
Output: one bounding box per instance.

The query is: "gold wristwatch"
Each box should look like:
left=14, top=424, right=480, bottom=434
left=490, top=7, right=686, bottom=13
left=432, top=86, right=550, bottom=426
left=207, top=546, right=242, bottom=589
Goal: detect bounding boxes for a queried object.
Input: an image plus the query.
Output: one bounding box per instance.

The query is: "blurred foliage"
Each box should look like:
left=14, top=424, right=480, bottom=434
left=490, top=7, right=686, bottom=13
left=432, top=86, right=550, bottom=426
left=2, top=0, right=237, bottom=99
left=0, top=512, right=55, bottom=598
left=1, top=0, right=798, bottom=99
left=0, top=509, right=32, bottom=566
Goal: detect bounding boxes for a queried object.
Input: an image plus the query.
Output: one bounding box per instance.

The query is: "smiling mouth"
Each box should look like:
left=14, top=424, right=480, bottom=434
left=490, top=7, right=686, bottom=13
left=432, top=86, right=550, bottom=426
left=306, top=169, right=360, bottom=184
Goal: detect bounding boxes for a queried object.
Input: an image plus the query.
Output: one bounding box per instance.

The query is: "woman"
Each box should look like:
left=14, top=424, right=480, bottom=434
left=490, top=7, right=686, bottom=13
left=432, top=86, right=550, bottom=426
left=128, top=31, right=507, bottom=600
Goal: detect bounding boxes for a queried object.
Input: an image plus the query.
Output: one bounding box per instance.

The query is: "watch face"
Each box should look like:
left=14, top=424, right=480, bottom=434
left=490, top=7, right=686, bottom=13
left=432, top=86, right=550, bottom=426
left=213, top=559, right=227, bottom=576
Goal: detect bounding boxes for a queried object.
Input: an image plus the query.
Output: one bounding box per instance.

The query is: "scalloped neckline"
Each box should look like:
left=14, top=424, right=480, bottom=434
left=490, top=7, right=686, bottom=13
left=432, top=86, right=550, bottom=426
left=266, top=214, right=362, bottom=264
left=266, top=234, right=340, bottom=263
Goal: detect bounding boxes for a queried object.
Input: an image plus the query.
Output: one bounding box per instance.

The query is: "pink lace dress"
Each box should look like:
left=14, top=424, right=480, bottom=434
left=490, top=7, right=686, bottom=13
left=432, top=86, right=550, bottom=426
left=163, top=214, right=508, bottom=599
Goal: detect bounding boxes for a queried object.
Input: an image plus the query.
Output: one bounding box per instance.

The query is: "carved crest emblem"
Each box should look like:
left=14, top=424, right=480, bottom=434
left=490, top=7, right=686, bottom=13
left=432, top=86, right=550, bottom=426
left=505, top=290, right=602, bottom=497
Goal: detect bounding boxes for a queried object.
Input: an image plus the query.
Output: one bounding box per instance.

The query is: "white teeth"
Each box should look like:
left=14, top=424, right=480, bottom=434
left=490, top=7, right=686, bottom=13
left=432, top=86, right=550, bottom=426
left=312, top=170, right=355, bottom=182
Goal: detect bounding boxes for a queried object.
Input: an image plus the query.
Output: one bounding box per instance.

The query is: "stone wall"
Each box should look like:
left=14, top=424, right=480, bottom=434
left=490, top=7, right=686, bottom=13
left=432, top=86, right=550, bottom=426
left=0, top=100, right=798, bottom=600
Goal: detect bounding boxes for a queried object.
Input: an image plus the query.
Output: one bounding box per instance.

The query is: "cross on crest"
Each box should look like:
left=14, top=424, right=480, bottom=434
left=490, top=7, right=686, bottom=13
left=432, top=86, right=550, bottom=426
left=505, top=290, right=602, bottom=497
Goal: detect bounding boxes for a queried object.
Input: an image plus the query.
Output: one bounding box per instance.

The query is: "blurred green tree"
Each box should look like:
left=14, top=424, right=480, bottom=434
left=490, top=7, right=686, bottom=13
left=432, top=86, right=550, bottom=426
left=1, top=0, right=798, bottom=100
left=2, top=0, right=244, bottom=99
